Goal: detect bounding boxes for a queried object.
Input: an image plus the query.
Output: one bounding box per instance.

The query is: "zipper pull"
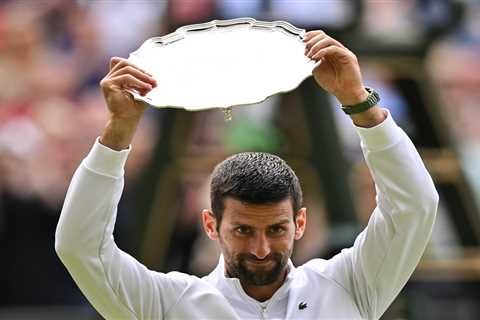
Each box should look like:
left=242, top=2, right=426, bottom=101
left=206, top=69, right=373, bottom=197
left=260, top=305, right=267, bottom=320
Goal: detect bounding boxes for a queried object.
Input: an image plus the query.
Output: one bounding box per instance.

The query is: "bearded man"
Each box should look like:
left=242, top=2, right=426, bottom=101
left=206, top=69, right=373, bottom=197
left=56, top=31, right=438, bottom=319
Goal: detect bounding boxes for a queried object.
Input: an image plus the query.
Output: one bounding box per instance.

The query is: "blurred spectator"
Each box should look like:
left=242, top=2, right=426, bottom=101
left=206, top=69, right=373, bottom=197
left=362, top=0, right=423, bottom=45
left=168, top=0, right=215, bottom=27
left=426, top=0, right=480, bottom=207
left=217, top=0, right=355, bottom=29
left=88, top=1, right=166, bottom=58
left=269, top=0, right=354, bottom=28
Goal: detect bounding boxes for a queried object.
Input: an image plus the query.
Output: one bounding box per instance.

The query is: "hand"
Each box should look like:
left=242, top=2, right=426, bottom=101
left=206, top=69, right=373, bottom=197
left=99, top=57, right=157, bottom=150
left=303, top=31, right=386, bottom=127
left=100, top=57, right=157, bottom=120
left=303, top=31, right=368, bottom=106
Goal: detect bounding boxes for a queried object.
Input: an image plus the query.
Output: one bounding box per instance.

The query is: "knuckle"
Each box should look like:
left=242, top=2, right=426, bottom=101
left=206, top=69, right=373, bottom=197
left=125, top=64, right=140, bottom=75
left=123, top=65, right=134, bottom=72
left=110, top=56, right=122, bottom=65
left=114, top=57, right=127, bottom=66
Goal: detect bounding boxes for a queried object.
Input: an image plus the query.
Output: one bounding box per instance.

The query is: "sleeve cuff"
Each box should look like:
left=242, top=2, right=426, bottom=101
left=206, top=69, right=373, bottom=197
left=82, top=138, right=131, bottom=178
left=354, top=109, right=404, bottom=152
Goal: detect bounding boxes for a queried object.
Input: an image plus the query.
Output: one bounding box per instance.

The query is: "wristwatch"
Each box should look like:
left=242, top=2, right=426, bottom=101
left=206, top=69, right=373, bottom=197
left=341, top=87, right=380, bottom=115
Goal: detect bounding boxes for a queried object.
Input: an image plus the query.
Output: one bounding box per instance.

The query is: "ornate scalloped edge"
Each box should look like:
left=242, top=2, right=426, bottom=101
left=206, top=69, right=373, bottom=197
left=131, top=17, right=306, bottom=57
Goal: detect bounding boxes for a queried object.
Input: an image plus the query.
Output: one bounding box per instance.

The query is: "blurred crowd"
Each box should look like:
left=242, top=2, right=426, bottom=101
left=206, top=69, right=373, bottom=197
left=0, top=0, right=479, bottom=315
left=0, top=2, right=162, bottom=211
left=0, top=1, right=163, bottom=305
left=427, top=22, right=480, bottom=206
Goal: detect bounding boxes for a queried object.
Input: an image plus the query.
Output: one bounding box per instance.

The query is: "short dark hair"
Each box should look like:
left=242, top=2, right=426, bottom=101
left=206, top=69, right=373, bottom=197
left=210, top=152, right=303, bottom=228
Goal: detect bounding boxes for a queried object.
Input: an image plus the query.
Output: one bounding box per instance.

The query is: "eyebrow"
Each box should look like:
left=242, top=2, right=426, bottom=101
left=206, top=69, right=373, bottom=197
left=231, top=219, right=291, bottom=228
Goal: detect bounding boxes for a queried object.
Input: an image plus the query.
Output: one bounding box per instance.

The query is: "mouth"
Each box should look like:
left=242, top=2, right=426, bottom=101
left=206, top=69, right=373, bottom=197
left=245, top=259, right=275, bottom=267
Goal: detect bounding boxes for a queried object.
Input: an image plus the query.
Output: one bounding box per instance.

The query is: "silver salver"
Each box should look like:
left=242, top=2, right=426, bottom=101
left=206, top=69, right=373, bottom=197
left=128, top=17, right=317, bottom=114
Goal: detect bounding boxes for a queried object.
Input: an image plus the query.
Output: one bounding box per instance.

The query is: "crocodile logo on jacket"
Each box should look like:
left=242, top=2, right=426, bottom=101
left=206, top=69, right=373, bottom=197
left=298, top=301, right=307, bottom=310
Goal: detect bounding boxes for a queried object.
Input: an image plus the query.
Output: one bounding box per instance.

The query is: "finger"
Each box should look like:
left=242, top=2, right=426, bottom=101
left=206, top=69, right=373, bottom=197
left=109, top=74, right=153, bottom=92
left=109, top=56, right=123, bottom=71
left=311, top=45, right=352, bottom=62
left=108, top=56, right=153, bottom=77
left=306, top=35, right=346, bottom=54
left=109, top=58, right=143, bottom=76
left=304, top=33, right=327, bottom=53
left=306, top=36, right=331, bottom=57
left=303, top=30, right=325, bottom=42
left=306, top=37, right=345, bottom=58
left=109, top=65, right=157, bottom=87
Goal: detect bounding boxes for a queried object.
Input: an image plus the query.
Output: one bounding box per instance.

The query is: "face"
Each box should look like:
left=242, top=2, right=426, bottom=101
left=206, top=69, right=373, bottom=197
left=202, top=197, right=306, bottom=286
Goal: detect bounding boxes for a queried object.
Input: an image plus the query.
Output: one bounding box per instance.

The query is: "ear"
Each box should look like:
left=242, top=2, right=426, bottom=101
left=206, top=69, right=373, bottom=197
left=294, top=208, right=307, bottom=240
left=201, top=209, right=219, bottom=240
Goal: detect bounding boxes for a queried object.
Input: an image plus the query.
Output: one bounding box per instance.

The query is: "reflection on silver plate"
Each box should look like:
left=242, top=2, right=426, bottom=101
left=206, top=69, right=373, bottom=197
left=128, top=17, right=317, bottom=111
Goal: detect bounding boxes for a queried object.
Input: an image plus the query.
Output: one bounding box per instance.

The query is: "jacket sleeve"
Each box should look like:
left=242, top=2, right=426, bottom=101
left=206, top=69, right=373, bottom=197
left=55, top=140, right=190, bottom=320
left=319, top=111, right=439, bottom=319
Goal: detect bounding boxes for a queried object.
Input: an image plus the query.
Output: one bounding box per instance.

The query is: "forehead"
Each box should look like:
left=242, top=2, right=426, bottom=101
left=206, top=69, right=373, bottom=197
left=222, top=197, right=294, bottom=225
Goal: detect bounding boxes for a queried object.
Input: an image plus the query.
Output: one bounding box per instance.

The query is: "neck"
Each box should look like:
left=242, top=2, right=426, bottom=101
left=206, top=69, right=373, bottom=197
left=240, top=268, right=288, bottom=302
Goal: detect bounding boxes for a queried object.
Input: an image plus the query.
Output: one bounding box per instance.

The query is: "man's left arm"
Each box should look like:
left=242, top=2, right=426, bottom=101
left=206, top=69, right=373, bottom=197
left=303, top=31, right=439, bottom=318
left=328, top=110, right=438, bottom=318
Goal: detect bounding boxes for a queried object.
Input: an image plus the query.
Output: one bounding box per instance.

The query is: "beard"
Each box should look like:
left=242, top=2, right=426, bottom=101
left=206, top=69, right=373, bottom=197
left=226, top=251, right=290, bottom=286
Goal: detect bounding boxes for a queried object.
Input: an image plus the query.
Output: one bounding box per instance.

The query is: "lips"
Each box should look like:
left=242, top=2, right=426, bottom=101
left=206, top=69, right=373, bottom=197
left=245, top=259, right=275, bottom=266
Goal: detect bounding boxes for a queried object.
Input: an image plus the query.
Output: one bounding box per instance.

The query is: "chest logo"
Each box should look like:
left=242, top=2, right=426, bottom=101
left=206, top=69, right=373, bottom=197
left=298, top=301, right=307, bottom=310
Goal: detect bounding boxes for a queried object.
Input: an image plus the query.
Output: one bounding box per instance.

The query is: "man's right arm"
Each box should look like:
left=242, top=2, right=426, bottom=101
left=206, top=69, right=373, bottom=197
left=55, top=58, right=188, bottom=319
left=55, top=139, right=191, bottom=319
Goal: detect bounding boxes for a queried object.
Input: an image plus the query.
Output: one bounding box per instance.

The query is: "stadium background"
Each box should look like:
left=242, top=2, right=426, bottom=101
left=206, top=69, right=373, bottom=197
left=1, top=1, right=479, bottom=319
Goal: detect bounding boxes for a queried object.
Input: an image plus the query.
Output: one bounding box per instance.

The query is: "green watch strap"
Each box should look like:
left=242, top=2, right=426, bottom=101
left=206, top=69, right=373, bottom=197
left=341, top=87, right=380, bottom=115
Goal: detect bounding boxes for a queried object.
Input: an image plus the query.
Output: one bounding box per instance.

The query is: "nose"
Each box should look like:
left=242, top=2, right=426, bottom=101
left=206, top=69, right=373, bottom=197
left=250, top=233, right=271, bottom=260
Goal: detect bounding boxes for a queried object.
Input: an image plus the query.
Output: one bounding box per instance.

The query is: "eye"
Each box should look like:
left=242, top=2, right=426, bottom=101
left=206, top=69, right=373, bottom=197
left=235, top=226, right=252, bottom=235
left=268, top=225, right=286, bottom=235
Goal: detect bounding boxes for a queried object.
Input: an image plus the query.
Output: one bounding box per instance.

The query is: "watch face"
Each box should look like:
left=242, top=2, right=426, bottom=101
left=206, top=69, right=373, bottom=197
left=127, top=18, right=317, bottom=111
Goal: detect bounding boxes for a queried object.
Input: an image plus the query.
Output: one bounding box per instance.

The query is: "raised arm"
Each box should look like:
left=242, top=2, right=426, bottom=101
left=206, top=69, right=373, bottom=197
left=303, top=31, right=439, bottom=318
left=55, top=58, right=189, bottom=319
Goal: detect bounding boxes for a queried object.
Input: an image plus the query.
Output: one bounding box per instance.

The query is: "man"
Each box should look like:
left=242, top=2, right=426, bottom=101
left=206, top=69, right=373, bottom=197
left=55, top=31, right=438, bottom=319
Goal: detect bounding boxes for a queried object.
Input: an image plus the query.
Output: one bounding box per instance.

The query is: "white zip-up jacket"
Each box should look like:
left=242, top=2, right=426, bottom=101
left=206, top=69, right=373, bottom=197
left=55, top=112, right=439, bottom=319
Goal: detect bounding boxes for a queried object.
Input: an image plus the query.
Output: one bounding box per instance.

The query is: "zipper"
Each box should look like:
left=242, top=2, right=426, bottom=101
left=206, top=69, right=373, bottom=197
left=260, top=304, right=267, bottom=320
left=231, top=267, right=293, bottom=319
left=257, top=273, right=293, bottom=319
